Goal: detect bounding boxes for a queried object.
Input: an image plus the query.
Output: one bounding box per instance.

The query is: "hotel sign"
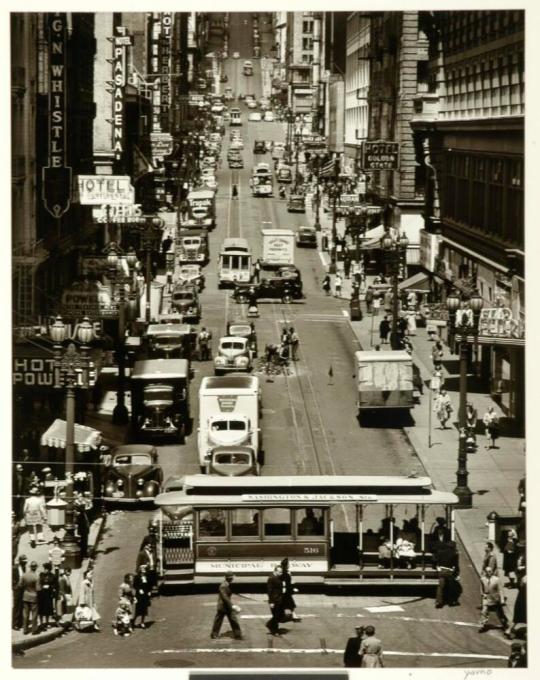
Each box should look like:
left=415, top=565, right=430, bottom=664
left=361, top=141, right=400, bottom=170
left=42, top=13, right=72, bottom=218
left=77, top=176, right=134, bottom=205
left=159, top=13, right=173, bottom=130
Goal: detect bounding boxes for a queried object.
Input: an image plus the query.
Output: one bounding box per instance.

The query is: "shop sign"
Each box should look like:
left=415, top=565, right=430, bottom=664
left=478, top=308, right=524, bottom=340
left=150, top=14, right=161, bottom=130
left=42, top=12, right=72, bottom=218
left=13, top=358, right=55, bottom=387
left=61, top=282, right=119, bottom=319
left=77, top=176, right=134, bottom=205
left=150, top=132, right=173, bottom=159
left=112, top=27, right=130, bottom=160
left=217, top=396, right=237, bottom=412
left=361, top=140, right=400, bottom=170
left=420, top=230, right=441, bottom=272
left=92, top=203, right=143, bottom=223
left=159, top=13, right=173, bottom=129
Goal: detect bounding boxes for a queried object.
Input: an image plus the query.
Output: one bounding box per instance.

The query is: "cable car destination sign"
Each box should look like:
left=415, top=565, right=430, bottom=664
left=361, top=141, right=400, bottom=170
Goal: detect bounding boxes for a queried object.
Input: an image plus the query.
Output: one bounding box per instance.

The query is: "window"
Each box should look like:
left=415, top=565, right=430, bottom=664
left=231, top=509, right=260, bottom=538
left=302, top=37, right=313, bottom=51
left=263, top=508, right=292, bottom=539
left=302, top=19, right=313, bottom=34
left=470, top=157, right=486, bottom=229
left=296, top=508, right=325, bottom=537
left=198, top=509, right=226, bottom=540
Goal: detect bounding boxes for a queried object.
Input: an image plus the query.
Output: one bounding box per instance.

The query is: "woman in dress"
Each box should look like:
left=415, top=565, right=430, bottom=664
left=133, top=564, right=152, bottom=629
left=360, top=625, right=384, bottom=667
left=502, top=529, right=519, bottom=587
left=483, top=407, right=500, bottom=449
left=118, top=573, right=137, bottom=623
left=23, top=486, right=47, bottom=548
left=280, top=558, right=300, bottom=622
left=38, top=562, right=57, bottom=630
left=78, top=568, right=101, bottom=631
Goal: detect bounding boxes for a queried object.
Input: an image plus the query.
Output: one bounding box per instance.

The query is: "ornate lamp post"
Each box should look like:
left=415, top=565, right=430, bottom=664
left=294, top=129, right=302, bottom=190
left=446, top=290, right=484, bottom=508
left=327, top=180, right=343, bottom=274
left=50, top=315, right=94, bottom=569
left=381, top=228, right=409, bottom=350
left=129, top=216, right=164, bottom=322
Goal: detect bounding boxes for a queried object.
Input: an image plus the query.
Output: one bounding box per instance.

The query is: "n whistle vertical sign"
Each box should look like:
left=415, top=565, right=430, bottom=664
left=159, top=12, right=172, bottom=131
left=42, top=13, right=72, bottom=218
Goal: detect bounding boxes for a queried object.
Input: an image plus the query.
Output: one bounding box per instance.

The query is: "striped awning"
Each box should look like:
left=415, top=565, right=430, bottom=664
left=40, top=419, right=102, bottom=452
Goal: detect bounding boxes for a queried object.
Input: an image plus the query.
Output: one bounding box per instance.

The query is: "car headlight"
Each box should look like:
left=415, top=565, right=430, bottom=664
left=135, top=490, right=144, bottom=498
left=215, top=356, right=225, bottom=365
left=116, top=479, right=124, bottom=487
left=105, top=483, right=115, bottom=495
left=137, top=478, right=144, bottom=486
left=235, top=356, right=249, bottom=366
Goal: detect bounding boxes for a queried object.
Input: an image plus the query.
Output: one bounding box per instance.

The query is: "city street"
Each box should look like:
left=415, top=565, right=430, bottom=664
left=11, top=9, right=526, bottom=673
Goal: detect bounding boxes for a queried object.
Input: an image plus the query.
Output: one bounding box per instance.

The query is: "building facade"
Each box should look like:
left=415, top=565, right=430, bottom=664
left=413, top=10, right=525, bottom=432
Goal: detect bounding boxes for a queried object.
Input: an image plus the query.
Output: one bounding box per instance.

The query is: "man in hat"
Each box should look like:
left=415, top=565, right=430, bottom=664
left=12, top=554, right=28, bottom=629
left=343, top=624, right=366, bottom=667
left=210, top=571, right=243, bottom=640
left=479, top=565, right=510, bottom=634
left=21, top=560, right=40, bottom=635
left=266, top=564, right=284, bottom=636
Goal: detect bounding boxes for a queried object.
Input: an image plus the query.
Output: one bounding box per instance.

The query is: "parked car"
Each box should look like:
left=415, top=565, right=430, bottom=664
left=248, top=112, right=262, bottom=122
left=171, top=284, right=201, bottom=323
left=226, top=320, right=258, bottom=358
left=228, top=156, right=244, bottom=168
left=214, top=336, right=252, bottom=375
left=103, top=445, right=163, bottom=505
left=253, top=140, right=266, bottom=154
left=177, top=264, right=205, bottom=291
left=247, top=100, right=258, bottom=109
left=202, top=176, right=218, bottom=190
left=296, top=225, right=317, bottom=248
left=287, top=194, right=306, bottom=213
left=230, top=139, right=244, bottom=150
left=220, top=74, right=228, bottom=83
left=264, top=111, right=275, bottom=122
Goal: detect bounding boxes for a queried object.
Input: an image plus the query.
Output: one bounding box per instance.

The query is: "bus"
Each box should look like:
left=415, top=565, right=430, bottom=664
left=154, top=475, right=459, bottom=587
left=230, top=108, right=242, bottom=126
left=218, top=237, right=252, bottom=287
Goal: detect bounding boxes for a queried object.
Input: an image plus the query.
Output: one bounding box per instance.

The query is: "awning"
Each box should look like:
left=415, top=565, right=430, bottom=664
left=398, top=272, right=431, bottom=293
left=41, top=419, right=102, bottom=452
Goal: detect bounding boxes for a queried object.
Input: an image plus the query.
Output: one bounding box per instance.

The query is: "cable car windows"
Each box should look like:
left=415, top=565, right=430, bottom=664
left=231, top=509, right=260, bottom=538
left=263, top=508, right=292, bottom=538
left=296, top=508, right=324, bottom=536
left=198, top=509, right=226, bottom=539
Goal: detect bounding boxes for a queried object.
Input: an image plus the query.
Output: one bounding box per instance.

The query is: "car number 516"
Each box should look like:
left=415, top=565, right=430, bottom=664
left=303, top=547, right=319, bottom=554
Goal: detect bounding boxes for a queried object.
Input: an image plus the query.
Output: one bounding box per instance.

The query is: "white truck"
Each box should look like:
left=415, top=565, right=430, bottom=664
left=261, top=229, right=295, bottom=268
left=197, top=375, right=263, bottom=473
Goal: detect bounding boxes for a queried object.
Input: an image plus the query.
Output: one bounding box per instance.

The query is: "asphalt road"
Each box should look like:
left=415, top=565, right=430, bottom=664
left=13, top=12, right=512, bottom=671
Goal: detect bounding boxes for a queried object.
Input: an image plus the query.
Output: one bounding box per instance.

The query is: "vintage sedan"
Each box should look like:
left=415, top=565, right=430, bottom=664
left=296, top=225, right=317, bottom=248
left=103, top=445, right=163, bottom=504
left=177, top=264, right=205, bottom=291
left=214, top=336, right=252, bottom=375
left=226, top=320, right=258, bottom=358
left=171, top=284, right=201, bottom=323
left=287, top=193, right=306, bottom=213
left=234, top=277, right=304, bottom=303
left=209, top=446, right=261, bottom=476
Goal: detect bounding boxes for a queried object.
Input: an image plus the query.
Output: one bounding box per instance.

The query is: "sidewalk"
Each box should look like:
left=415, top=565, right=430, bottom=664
left=12, top=515, right=106, bottom=653
left=307, top=191, right=526, bottom=601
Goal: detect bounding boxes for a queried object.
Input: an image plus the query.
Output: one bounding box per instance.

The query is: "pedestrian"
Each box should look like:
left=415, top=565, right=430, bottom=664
left=253, top=258, right=262, bottom=282
left=465, top=401, right=478, bottom=443
left=198, top=327, right=212, bottom=361
left=407, top=310, right=417, bottom=336
left=343, top=255, right=351, bottom=279
left=280, top=326, right=290, bottom=346
left=231, top=183, right=238, bottom=199
left=434, top=389, right=453, bottom=429
left=280, top=558, right=300, bottom=622
left=38, top=562, right=57, bottom=630
left=12, top=554, right=28, bottom=630
left=502, top=529, right=519, bottom=587
left=434, top=540, right=461, bottom=608
left=322, top=274, right=331, bottom=296
left=23, top=485, right=47, bottom=548
left=21, top=560, right=40, bottom=635
left=379, top=316, right=391, bottom=345
left=75, top=499, right=90, bottom=559
left=113, top=599, right=134, bottom=638
left=334, top=273, right=343, bottom=297
left=481, top=541, right=499, bottom=575
left=430, top=517, right=451, bottom=550
left=478, top=565, right=510, bottom=635
left=365, top=286, right=374, bottom=314
left=372, top=295, right=381, bottom=316
left=136, top=538, right=158, bottom=594
left=266, top=564, right=284, bottom=636
left=483, top=406, right=500, bottom=449
left=161, top=235, right=173, bottom=254
left=48, top=536, right=65, bottom=575
left=343, top=625, right=366, bottom=667
left=13, top=463, right=26, bottom=519
left=133, top=564, right=152, bottom=629
left=509, top=573, right=527, bottom=638
left=359, top=625, right=384, bottom=667
left=210, top=571, right=243, bottom=640
left=289, top=327, right=299, bottom=361
left=56, top=567, right=72, bottom=620
left=432, top=339, right=444, bottom=368
left=118, top=573, right=136, bottom=622
left=507, top=641, right=527, bottom=668
left=77, top=569, right=101, bottom=631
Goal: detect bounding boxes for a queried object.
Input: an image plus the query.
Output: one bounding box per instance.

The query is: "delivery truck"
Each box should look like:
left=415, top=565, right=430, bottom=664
left=261, top=229, right=295, bottom=268
left=355, top=350, right=414, bottom=416
left=197, top=375, right=262, bottom=473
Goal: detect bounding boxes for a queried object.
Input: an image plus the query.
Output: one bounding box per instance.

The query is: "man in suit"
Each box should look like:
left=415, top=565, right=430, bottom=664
left=12, top=554, right=28, bottom=629
left=136, top=540, right=158, bottom=593
left=343, top=625, right=365, bottom=667
left=479, top=565, right=510, bottom=634
left=266, top=564, right=284, bottom=636
left=481, top=541, right=499, bottom=575
left=21, top=560, right=40, bottom=635
left=210, top=572, right=243, bottom=640
left=435, top=540, right=461, bottom=608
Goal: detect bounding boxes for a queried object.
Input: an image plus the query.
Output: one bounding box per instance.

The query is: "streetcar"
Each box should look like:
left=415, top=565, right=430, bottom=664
left=218, top=237, right=252, bottom=287
left=154, top=475, right=458, bottom=588
left=230, top=108, right=242, bottom=126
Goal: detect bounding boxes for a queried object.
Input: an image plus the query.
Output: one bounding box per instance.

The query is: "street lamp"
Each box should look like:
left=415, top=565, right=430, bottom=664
left=380, top=227, right=409, bottom=350
left=294, top=129, right=302, bottom=190
left=327, top=180, right=343, bottom=274
left=129, top=216, right=164, bottom=322
left=446, top=291, right=484, bottom=508
left=312, top=155, right=322, bottom=231
left=50, top=315, right=94, bottom=569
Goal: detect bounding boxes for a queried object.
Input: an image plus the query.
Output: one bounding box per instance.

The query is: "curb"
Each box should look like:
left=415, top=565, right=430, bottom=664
left=12, top=515, right=107, bottom=655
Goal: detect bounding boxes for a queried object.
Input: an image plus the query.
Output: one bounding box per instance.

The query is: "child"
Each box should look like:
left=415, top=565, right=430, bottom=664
left=113, top=599, right=134, bottom=637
